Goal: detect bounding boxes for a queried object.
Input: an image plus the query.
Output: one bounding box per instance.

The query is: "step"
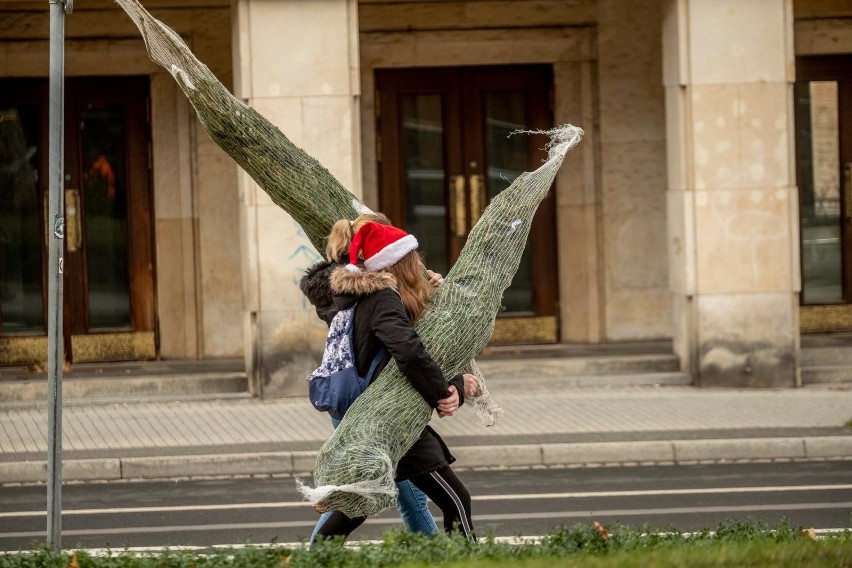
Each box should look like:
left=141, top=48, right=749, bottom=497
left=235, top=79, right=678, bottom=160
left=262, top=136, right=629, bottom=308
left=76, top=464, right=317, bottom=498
left=0, top=350, right=687, bottom=404
left=0, top=373, right=250, bottom=404
left=800, top=346, right=852, bottom=367
left=0, top=359, right=249, bottom=404
left=801, top=365, right=852, bottom=385
left=475, top=353, right=680, bottom=380
left=800, top=331, right=852, bottom=366
left=484, top=371, right=692, bottom=391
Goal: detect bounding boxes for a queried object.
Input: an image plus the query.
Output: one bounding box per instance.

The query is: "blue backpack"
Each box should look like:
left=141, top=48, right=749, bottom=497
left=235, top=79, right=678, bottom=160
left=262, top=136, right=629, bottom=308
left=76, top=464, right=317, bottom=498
left=307, top=304, right=386, bottom=420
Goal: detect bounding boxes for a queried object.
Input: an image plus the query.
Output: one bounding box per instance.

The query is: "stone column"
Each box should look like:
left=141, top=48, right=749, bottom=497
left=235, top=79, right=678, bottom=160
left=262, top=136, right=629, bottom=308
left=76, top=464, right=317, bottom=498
left=663, top=0, right=799, bottom=387
left=232, top=0, right=362, bottom=397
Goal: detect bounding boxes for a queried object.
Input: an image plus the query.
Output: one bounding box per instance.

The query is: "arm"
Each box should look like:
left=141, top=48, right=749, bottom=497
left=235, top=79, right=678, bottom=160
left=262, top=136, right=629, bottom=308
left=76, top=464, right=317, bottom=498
left=436, top=373, right=480, bottom=417
left=369, top=290, right=463, bottom=408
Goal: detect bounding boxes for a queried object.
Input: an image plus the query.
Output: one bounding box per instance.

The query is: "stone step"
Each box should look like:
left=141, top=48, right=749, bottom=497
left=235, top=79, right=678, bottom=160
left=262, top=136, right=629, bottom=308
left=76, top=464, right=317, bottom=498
left=800, top=346, right=852, bottom=367
left=0, top=372, right=250, bottom=405
left=801, top=365, right=852, bottom=385
left=475, top=353, right=681, bottom=380
left=0, top=348, right=687, bottom=405
left=0, top=359, right=249, bottom=405
left=485, top=371, right=692, bottom=391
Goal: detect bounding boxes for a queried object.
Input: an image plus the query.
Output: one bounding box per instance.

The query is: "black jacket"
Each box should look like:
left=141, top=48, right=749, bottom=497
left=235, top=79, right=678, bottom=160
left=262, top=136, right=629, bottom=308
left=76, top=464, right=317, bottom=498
left=300, top=260, right=465, bottom=408
left=300, top=260, right=465, bottom=479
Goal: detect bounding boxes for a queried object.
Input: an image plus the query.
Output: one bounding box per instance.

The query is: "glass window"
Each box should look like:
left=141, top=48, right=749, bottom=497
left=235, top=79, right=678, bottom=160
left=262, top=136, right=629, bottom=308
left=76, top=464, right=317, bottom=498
left=0, top=106, right=44, bottom=333
left=798, top=81, right=842, bottom=304
left=402, top=94, right=448, bottom=275
left=485, top=91, right=533, bottom=312
left=81, top=104, right=132, bottom=329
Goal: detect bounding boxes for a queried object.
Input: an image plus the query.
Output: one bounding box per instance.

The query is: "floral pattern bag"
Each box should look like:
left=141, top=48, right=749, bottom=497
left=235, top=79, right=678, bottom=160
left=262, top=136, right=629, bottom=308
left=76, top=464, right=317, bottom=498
left=307, top=304, right=385, bottom=420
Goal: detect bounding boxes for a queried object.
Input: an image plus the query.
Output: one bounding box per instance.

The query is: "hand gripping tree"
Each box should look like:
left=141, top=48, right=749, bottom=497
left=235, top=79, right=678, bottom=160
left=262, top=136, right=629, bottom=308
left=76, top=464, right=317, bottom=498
left=116, top=0, right=583, bottom=517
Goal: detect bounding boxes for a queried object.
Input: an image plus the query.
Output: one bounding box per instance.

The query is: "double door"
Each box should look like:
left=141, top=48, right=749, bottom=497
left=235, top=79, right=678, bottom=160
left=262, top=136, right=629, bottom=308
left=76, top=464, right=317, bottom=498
left=0, top=77, right=155, bottom=364
left=795, top=56, right=852, bottom=331
left=375, top=66, right=558, bottom=343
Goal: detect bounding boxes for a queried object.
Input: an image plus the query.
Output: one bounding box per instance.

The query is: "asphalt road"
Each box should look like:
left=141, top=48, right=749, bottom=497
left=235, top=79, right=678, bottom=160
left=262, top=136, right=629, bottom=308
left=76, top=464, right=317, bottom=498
left=1, top=461, right=850, bottom=551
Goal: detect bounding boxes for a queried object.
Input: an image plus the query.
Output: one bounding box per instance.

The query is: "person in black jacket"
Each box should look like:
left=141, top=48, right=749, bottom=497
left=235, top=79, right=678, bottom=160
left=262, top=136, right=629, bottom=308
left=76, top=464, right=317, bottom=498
left=301, top=214, right=441, bottom=539
left=311, top=219, right=479, bottom=543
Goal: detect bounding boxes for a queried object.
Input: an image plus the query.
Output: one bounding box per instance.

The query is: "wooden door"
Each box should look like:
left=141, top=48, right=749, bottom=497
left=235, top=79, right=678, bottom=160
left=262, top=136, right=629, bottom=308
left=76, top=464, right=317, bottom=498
left=795, top=56, right=852, bottom=332
left=0, top=77, right=156, bottom=364
left=376, top=65, right=557, bottom=344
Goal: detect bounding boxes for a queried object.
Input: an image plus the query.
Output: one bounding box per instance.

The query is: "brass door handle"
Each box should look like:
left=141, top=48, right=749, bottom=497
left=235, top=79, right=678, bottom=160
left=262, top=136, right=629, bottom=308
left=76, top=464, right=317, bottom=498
left=65, top=188, right=82, bottom=252
left=845, top=162, right=852, bottom=224
left=469, top=174, right=486, bottom=227
left=449, top=175, right=466, bottom=237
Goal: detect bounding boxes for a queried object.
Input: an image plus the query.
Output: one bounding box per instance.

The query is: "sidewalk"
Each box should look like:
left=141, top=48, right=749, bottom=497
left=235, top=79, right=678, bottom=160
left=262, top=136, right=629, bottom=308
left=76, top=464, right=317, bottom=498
left=1, top=384, right=851, bottom=484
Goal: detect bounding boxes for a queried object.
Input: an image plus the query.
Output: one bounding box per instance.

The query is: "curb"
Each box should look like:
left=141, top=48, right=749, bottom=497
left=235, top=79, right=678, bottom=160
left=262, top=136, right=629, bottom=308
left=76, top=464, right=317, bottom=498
left=2, top=436, right=851, bottom=485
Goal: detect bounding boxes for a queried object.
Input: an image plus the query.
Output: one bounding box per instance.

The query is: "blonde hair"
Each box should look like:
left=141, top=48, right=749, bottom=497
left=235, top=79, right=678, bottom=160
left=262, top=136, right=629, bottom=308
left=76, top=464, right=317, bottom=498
left=327, top=212, right=431, bottom=322
left=385, top=250, right=433, bottom=323
left=325, top=212, right=392, bottom=262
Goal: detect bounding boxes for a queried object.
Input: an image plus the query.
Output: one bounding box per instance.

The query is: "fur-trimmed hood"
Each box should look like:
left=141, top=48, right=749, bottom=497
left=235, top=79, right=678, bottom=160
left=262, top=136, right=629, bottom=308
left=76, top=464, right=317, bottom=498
left=330, top=266, right=397, bottom=297
left=299, top=260, right=337, bottom=325
left=300, top=260, right=399, bottom=323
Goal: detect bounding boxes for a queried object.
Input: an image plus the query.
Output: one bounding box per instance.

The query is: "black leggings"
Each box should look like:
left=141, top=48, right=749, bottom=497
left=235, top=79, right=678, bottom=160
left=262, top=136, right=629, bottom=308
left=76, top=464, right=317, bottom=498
left=315, top=465, right=475, bottom=543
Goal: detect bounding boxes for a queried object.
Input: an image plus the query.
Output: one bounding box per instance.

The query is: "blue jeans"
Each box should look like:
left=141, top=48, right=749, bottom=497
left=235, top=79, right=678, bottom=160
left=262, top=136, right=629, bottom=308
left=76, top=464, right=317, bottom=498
left=308, top=417, right=438, bottom=543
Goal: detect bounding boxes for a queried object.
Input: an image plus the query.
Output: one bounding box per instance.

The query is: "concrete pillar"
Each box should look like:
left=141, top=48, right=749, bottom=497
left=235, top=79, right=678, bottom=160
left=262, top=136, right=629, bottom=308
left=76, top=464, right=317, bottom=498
left=663, top=0, right=800, bottom=387
left=231, top=0, right=362, bottom=397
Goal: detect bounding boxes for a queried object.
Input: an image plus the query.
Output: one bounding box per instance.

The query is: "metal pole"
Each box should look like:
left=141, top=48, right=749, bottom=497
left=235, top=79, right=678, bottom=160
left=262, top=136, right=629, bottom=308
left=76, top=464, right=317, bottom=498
left=47, top=0, right=71, bottom=552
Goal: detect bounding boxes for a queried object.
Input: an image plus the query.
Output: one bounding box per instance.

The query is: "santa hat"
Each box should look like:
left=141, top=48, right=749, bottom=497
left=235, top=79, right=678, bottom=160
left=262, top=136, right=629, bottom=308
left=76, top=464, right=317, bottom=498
left=346, top=222, right=419, bottom=272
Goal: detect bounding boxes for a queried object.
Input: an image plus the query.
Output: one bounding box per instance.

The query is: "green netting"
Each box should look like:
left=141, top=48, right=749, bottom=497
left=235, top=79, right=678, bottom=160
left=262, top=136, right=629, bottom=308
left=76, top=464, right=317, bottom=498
left=115, top=0, right=582, bottom=518
left=114, top=0, right=361, bottom=253
left=301, top=127, right=582, bottom=516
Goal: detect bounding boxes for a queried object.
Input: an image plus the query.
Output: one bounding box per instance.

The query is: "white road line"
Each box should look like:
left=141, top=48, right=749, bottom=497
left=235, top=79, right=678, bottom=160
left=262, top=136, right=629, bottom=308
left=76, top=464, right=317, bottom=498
left=2, top=502, right=850, bottom=540
left=0, top=518, right=399, bottom=539
left=2, top=483, right=851, bottom=518
left=473, top=484, right=852, bottom=501
left=471, top=502, right=852, bottom=521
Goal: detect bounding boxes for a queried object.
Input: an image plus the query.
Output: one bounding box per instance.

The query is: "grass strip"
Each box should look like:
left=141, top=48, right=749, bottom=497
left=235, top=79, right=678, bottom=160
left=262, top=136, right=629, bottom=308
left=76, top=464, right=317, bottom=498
left=1, top=520, right=849, bottom=568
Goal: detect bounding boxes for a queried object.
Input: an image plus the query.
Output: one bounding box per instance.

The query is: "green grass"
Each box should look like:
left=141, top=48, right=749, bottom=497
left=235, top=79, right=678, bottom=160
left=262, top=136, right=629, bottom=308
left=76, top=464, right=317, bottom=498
left=1, top=520, right=849, bottom=568
left=401, top=540, right=852, bottom=568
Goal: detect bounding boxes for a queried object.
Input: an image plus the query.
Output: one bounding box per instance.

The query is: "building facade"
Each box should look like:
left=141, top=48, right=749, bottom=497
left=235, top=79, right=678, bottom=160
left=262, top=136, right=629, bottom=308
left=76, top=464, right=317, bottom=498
left=1, top=0, right=850, bottom=392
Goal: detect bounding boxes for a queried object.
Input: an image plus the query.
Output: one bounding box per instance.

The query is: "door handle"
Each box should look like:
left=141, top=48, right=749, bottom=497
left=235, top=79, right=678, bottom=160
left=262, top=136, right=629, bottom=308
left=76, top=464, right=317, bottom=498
left=449, top=175, right=466, bottom=237
left=65, top=188, right=82, bottom=252
left=469, top=174, right=486, bottom=227
left=846, top=162, right=852, bottom=224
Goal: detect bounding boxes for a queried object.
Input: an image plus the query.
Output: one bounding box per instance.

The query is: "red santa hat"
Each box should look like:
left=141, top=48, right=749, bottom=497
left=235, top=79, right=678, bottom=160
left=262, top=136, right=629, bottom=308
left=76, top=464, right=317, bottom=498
left=346, top=222, right=419, bottom=272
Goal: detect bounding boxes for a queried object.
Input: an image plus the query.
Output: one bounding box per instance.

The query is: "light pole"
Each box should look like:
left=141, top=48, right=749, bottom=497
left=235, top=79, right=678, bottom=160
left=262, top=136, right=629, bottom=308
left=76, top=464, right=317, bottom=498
left=47, top=0, right=72, bottom=552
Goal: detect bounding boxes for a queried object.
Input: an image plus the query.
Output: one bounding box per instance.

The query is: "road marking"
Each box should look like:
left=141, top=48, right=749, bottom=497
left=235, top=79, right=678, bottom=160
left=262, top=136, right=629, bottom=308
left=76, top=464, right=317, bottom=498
left=472, top=484, right=852, bottom=501
left=471, top=501, right=852, bottom=521
left=2, top=502, right=851, bottom=540
left=2, top=483, right=851, bottom=518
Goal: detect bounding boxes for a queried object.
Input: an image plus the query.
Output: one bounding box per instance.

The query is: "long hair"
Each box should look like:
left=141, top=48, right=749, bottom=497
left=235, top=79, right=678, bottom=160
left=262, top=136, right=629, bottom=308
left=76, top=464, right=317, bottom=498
left=385, top=250, right=433, bottom=323
left=325, top=212, right=392, bottom=262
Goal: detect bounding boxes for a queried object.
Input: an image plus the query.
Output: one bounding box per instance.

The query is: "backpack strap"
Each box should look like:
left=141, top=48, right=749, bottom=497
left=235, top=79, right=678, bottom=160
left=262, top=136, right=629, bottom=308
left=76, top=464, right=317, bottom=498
left=365, top=344, right=387, bottom=381
left=349, top=302, right=387, bottom=382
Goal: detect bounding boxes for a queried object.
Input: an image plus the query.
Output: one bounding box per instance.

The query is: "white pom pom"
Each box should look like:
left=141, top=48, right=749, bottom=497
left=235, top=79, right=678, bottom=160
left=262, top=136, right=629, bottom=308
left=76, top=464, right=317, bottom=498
left=345, top=264, right=360, bottom=272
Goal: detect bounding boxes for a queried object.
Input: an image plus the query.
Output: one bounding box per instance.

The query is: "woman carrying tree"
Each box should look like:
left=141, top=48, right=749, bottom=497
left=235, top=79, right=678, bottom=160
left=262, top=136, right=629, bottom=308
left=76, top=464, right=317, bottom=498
left=301, top=212, right=442, bottom=540
left=308, top=219, right=479, bottom=543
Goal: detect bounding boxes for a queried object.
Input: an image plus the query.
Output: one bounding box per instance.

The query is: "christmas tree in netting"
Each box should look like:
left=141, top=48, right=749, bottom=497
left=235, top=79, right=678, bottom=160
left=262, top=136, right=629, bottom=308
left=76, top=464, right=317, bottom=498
left=116, top=0, right=582, bottom=517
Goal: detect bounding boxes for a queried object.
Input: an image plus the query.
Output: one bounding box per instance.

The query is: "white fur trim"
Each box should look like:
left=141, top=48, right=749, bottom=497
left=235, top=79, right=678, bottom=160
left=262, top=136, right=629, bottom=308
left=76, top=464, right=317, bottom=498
left=364, top=234, right=419, bottom=271
left=344, top=263, right=360, bottom=272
